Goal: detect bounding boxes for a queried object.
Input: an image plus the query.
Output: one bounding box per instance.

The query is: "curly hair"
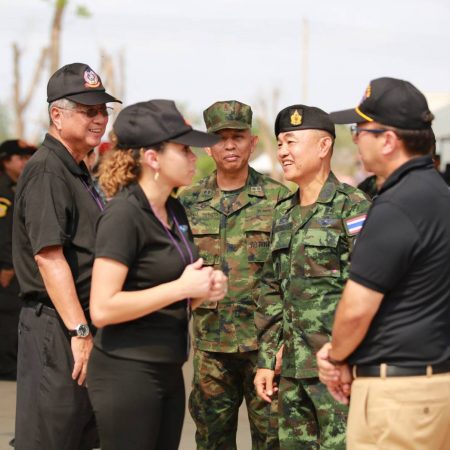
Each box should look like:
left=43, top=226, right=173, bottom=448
left=98, top=148, right=142, bottom=198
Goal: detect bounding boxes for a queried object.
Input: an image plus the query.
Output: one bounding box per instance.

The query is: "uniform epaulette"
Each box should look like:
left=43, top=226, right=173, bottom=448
left=337, top=182, right=359, bottom=195
left=275, top=190, right=296, bottom=208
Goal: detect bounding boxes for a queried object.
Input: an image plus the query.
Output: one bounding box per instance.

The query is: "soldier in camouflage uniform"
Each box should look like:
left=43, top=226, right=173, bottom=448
left=180, top=100, right=289, bottom=450
left=254, top=105, right=371, bottom=449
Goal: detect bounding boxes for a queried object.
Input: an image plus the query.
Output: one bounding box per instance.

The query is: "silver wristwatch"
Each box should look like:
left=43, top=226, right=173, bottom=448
left=68, top=323, right=90, bottom=338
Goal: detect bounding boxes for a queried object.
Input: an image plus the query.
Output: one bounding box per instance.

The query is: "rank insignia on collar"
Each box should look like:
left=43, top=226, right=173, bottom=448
left=290, top=109, right=302, bottom=126
left=250, top=186, right=262, bottom=193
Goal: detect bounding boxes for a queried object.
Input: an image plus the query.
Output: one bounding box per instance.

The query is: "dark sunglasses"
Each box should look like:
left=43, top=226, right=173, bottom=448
left=58, top=106, right=113, bottom=118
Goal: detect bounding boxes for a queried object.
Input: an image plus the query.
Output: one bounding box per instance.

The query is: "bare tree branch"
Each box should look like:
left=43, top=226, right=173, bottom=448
left=22, top=47, right=50, bottom=110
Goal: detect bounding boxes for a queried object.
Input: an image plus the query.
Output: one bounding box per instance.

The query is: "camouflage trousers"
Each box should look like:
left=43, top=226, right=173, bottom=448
left=189, top=349, right=279, bottom=450
left=278, top=376, right=347, bottom=450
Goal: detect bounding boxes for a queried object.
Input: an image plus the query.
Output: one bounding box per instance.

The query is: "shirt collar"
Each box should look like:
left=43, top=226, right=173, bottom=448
left=197, top=167, right=266, bottom=202
left=127, top=182, right=176, bottom=214
left=43, top=133, right=89, bottom=177
left=379, top=155, right=434, bottom=195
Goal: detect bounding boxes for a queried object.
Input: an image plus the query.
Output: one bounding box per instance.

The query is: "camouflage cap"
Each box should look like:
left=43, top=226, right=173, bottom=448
left=203, top=100, right=252, bottom=133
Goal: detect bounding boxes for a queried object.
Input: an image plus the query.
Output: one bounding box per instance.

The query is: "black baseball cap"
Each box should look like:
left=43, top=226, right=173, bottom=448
left=275, top=104, right=335, bottom=138
left=330, top=77, right=433, bottom=130
left=47, top=63, right=121, bottom=105
left=0, top=140, right=36, bottom=160
left=113, top=100, right=220, bottom=149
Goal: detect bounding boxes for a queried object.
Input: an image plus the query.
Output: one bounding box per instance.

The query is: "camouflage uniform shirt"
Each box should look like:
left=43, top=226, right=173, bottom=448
left=180, top=167, right=289, bottom=353
left=256, top=172, right=371, bottom=378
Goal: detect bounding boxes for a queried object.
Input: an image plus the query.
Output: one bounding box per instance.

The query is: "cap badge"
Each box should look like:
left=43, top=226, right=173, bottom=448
left=83, top=69, right=101, bottom=89
left=290, top=109, right=302, bottom=126
left=360, top=83, right=372, bottom=103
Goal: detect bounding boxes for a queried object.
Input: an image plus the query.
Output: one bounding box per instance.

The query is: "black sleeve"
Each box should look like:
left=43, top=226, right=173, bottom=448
left=95, top=199, right=139, bottom=267
left=349, top=201, right=419, bottom=293
left=23, top=173, right=72, bottom=255
left=0, top=196, right=13, bottom=268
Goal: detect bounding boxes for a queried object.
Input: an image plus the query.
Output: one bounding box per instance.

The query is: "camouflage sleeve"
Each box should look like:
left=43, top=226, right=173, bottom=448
left=255, top=247, right=283, bottom=370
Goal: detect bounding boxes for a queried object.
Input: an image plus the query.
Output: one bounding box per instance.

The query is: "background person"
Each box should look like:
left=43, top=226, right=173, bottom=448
left=0, top=139, right=35, bottom=380
left=12, top=62, right=120, bottom=450
left=254, top=105, right=370, bottom=449
left=317, top=77, right=450, bottom=450
left=86, top=100, right=227, bottom=450
left=180, top=100, right=289, bottom=450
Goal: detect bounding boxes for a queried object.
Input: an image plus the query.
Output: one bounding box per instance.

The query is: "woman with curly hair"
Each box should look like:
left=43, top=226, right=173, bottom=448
left=87, top=100, right=227, bottom=450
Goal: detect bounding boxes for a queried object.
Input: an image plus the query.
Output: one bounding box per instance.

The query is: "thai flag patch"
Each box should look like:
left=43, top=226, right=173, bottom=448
left=344, top=214, right=367, bottom=236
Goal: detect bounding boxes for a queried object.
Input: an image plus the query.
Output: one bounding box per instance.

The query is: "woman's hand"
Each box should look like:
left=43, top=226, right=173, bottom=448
left=179, top=258, right=214, bottom=299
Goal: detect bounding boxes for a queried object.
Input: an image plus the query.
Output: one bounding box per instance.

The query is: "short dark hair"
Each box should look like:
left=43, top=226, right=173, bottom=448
left=392, top=127, right=435, bottom=156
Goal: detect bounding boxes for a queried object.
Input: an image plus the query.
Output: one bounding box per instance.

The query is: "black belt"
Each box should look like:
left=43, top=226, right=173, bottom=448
left=354, top=360, right=450, bottom=378
left=24, top=300, right=58, bottom=318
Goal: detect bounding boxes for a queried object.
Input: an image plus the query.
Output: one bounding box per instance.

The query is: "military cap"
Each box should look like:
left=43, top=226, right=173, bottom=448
left=47, top=62, right=121, bottom=105
left=274, top=105, right=335, bottom=138
left=330, top=77, right=433, bottom=130
left=114, top=99, right=220, bottom=149
left=203, top=100, right=252, bottom=133
left=0, top=139, right=36, bottom=160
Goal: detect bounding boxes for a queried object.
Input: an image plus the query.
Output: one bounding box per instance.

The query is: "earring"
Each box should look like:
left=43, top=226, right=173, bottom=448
left=154, top=171, right=159, bottom=181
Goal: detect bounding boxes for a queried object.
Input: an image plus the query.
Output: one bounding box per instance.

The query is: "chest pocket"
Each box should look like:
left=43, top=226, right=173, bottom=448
left=303, top=228, right=341, bottom=277
left=245, top=215, right=272, bottom=263
left=271, top=227, right=292, bottom=280
left=190, top=214, right=220, bottom=266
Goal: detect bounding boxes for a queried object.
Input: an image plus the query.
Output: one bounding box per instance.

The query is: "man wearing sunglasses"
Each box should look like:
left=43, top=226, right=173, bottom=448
left=12, top=63, right=121, bottom=450
left=317, top=77, right=450, bottom=449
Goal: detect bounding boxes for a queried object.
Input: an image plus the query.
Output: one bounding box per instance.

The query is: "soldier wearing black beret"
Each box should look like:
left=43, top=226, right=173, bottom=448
left=255, top=105, right=371, bottom=449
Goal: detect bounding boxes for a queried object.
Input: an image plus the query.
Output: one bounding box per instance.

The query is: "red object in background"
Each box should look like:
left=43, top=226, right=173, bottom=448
left=97, top=142, right=112, bottom=155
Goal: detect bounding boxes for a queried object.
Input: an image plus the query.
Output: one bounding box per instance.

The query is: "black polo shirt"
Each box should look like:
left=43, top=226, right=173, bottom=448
left=93, top=183, right=198, bottom=364
left=12, top=134, right=102, bottom=309
left=348, top=155, right=450, bottom=366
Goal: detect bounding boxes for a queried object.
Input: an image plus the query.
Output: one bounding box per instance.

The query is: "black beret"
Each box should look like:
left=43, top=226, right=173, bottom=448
left=0, top=140, right=36, bottom=160
left=274, top=105, right=335, bottom=138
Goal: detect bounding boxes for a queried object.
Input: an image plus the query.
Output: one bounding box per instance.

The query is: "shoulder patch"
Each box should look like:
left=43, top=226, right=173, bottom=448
left=344, top=214, right=367, bottom=236
left=0, top=197, right=12, bottom=218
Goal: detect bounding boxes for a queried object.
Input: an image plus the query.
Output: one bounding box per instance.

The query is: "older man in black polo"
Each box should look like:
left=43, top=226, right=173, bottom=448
left=316, top=78, right=450, bottom=450
left=12, top=63, right=121, bottom=450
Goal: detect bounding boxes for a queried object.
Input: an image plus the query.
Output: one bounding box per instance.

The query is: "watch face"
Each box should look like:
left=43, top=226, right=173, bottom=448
left=77, top=324, right=90, bottom=338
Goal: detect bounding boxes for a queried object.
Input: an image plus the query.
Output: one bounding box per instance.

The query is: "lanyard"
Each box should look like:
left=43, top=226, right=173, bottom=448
left=80, top=176, right=105, bottom=211
left=152, top=203, right=195, bottom=358
left=151, top=204, right=194, bottom=297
